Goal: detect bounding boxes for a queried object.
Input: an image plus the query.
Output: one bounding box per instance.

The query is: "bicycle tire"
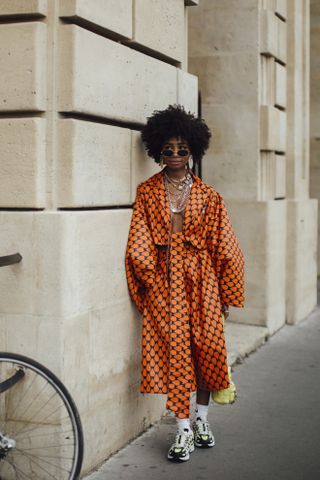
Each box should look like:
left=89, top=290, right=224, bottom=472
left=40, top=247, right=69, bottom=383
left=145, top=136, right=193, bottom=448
left=0, top=352, right=84, bottom=479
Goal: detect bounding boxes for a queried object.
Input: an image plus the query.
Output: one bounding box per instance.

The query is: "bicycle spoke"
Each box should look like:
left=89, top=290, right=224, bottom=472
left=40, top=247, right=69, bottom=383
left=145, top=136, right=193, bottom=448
left=6, top=370, right=37, bottom=422
left=2, top=458, right=33, bottom=480
left=16, top=444, right=74, bottom=452
left=14, top=449, right=72, bottom=473
left=13, top=449, right=61, bottom=479
left=9, top=427, right=74, bottom=441
left=11, top=387, right=56, bottom=438
left=0, top=354, right=83, bottom=479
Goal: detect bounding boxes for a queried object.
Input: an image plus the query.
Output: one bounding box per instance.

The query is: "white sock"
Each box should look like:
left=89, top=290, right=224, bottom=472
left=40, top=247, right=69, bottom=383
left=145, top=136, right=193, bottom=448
left=176, top=417, right=191, bottom=433
left=195, top=403, right=209, bottom=422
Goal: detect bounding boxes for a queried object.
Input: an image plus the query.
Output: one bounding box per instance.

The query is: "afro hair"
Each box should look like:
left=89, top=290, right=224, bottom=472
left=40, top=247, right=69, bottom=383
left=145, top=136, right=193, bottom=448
left=141, top=104, right=211, bottom=164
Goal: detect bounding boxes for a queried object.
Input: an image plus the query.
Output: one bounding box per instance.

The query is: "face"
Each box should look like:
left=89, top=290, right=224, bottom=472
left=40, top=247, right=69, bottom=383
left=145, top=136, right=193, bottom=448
left=160, top=137, right=191, bottom=171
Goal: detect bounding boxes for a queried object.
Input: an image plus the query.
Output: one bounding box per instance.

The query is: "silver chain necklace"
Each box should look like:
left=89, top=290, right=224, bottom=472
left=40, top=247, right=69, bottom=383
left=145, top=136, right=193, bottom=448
left=164, top=171, right=193, bottom=213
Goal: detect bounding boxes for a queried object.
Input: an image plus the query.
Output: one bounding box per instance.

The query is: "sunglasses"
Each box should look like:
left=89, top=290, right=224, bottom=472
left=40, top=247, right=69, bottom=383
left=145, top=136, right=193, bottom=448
left=161, top=148, right=190, bottom=157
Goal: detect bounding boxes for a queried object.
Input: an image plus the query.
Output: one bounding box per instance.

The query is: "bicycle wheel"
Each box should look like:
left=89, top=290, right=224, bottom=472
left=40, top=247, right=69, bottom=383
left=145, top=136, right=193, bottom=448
left=0, top=352, right=84, bottom=479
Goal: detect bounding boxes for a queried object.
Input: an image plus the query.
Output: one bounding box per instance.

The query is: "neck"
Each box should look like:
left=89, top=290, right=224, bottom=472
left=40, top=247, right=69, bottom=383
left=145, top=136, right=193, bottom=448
left=165, top=167, right=189, bottom=180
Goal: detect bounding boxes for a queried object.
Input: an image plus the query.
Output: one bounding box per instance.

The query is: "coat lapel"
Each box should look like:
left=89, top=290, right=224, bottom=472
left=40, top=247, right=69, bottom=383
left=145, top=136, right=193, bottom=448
left=145, top=170, right=171, bottom=230
left=183, top=172, right=208, bottom=230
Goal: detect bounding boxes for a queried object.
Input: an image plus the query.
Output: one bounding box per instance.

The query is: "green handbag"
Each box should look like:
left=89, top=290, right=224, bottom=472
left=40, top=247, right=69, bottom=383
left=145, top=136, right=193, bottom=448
left=211, top=365, right=237, bottom=404
left=211, top=313, right=237, bottom=405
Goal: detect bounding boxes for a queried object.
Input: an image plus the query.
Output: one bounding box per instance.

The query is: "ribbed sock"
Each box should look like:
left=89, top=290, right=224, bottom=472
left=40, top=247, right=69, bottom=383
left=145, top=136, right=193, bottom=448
left=195, top=402, right=209, bottom=422
left=176, top=417, right=191, bottom=433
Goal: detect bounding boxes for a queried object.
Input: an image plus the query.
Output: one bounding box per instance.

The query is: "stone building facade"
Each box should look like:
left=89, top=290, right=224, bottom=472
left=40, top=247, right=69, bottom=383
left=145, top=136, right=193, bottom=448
left=0, top=0, right=318, bottom=475
left=311, top=0, right=320, bottom=274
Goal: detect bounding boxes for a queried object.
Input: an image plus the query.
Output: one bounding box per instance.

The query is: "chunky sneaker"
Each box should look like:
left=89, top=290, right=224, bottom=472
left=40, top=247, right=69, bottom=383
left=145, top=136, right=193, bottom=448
left=192, top=417, right=215, bottom=448
left=167, top=428, right=195, bottom=462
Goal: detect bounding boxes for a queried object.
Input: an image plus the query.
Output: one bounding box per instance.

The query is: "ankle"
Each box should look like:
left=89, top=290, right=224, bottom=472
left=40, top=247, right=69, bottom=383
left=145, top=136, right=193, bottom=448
left=195, top=403, right=209, bottom=422
left=176, top=417, right=191, bottom=433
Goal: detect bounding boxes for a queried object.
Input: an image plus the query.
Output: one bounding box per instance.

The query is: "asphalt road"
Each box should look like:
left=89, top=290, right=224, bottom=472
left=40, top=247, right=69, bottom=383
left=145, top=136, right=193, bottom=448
left=87, top=298, right=320, bottom=480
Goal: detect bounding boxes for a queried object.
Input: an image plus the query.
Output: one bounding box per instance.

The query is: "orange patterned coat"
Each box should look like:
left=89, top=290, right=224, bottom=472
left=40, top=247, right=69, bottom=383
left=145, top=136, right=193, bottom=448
left=125, top=170, right=245, bottom=418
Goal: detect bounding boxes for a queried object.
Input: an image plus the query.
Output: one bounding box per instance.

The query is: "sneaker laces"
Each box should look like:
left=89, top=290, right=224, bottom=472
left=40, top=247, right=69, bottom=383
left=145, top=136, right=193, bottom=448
left=195, top=417, right=211, bottom=435
left=171, top=428, right=193, bottom=450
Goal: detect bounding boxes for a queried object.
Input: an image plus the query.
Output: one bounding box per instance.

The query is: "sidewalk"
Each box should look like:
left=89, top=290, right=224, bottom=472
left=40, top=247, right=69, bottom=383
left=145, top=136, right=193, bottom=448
left=85, top=294, right=320, bottom=479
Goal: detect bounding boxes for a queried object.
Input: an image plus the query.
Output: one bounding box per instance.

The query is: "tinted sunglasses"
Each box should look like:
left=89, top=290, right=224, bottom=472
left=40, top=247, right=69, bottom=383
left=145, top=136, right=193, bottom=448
left=161, top=148, right=190, bottom=157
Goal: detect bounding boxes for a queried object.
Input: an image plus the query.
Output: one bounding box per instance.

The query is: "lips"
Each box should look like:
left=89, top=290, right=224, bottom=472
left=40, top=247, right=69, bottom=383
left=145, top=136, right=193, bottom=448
left=168, top=159, right=183, bottom=164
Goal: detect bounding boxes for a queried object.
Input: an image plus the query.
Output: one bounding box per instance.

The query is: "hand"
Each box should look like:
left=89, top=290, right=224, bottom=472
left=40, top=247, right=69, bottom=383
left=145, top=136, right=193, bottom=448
left=222, top=303, right=229, bottom=320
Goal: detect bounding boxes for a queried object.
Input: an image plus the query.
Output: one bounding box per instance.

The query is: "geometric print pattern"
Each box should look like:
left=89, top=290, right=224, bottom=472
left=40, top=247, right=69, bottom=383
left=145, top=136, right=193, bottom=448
left=125, top=170, right=245, bottom=418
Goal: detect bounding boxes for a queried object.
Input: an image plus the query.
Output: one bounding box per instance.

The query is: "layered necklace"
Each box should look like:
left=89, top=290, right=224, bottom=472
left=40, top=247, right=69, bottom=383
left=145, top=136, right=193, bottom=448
left=164, top=171, right=193, bottom=213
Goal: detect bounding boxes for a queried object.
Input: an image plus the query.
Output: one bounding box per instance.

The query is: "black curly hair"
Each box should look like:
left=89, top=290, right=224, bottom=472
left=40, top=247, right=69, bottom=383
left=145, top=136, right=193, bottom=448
left=141, top=104, right=211, bottom=164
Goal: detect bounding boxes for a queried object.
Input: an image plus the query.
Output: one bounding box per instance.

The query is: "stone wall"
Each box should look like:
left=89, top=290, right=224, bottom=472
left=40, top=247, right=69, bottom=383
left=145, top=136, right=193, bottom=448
left=0, top=0, right=199, bottom=473
left=310, top=0, right=320, bottom=275
left=188, top=0, right=318, bottom=329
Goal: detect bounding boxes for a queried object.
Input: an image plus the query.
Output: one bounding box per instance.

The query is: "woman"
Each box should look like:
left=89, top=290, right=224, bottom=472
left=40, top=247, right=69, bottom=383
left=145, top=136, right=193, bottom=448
left=125, top=105, right=245, bottom=462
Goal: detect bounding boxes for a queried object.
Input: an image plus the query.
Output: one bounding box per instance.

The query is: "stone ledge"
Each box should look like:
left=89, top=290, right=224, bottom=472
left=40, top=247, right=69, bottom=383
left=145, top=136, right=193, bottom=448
left=224, top=321, right=269, bottom=366
left=59, top=0, right=132, bottom=40
left=0, top=0, right=47, bottom=16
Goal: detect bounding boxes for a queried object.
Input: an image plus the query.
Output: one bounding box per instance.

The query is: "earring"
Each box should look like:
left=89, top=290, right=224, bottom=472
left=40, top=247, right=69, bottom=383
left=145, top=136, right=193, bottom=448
left=160, top=156, right=164, bottom=169
left=188, top=155, right=194, bottom=170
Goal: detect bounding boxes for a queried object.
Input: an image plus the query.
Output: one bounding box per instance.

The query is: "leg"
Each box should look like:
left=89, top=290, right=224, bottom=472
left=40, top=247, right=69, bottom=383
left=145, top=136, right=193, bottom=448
left=192, top=388, right=215, bottom=449
left=196, top=388, right=210, bottom=406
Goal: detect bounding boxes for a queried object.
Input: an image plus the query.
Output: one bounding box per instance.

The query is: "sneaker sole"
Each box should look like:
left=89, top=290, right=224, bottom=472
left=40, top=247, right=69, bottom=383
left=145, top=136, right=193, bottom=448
left=194, top=440, right=215, bottom=448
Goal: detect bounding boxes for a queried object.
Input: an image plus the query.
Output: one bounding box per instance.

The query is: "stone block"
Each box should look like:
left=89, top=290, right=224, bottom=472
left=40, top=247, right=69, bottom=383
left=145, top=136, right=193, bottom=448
left=0, top=0, right=47, bottom=16
left=276, top=0, right=287, bottom=20
left=131, top=131, right=159, bottom=202
left=286, top=199, right=318, bottom=324
left=260, top=151, right=286, bottom=199
left=278, top=108, right=286, bottom=151
left=59, top=0, right=132, bottom=39
left=58, top=25, right=177, bottom=124
left=261, top=0, right=276, bottom=10
left=275, top=61, right=286, bottom=108
left=190, top=54, right=258, bottom=106
left=277, top=14, right=287, bottom=63
left=274, top=153, right=286, bottom=198
left=1, top=313, right=61, bottom=375
left=0, top=118, right=46, bottom=207
left=0, top=213, right=65, bottom=317
left=0, top=210, right=132, bottom=317
left=226, top=199, right=287, bottom=335
left=260, top=8, right=287, bottom=62
left=260, top=8, right=278, bottom=58
left=260, top=55, right=276, bottom=106
left=177, top=69, right=198, bottom=114
left=260, top=151, right=273, bottom=200
left=133, top=0, right=185, bottom=62
left=0, top=22, right=47, bottom=112
left=188, top=0, right=259, bottom=57
left=57, top=119, right=131, bottom=207
left=201, top=103, right=259, bottom=202
left=60, top=210, right=132, bottom=317
left=260, top=105, right=286, bottom=151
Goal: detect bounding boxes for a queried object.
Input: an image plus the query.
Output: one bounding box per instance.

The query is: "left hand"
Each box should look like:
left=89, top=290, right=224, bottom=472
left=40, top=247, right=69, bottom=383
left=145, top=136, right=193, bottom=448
left=222, top=303, right=229, bottom=320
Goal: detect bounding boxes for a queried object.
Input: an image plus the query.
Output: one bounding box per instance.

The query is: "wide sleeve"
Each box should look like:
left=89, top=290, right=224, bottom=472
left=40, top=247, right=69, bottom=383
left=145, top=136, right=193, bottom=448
left=209, top=192, right=245, bottom=308
left=125, top=185, right=158, bottom=313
